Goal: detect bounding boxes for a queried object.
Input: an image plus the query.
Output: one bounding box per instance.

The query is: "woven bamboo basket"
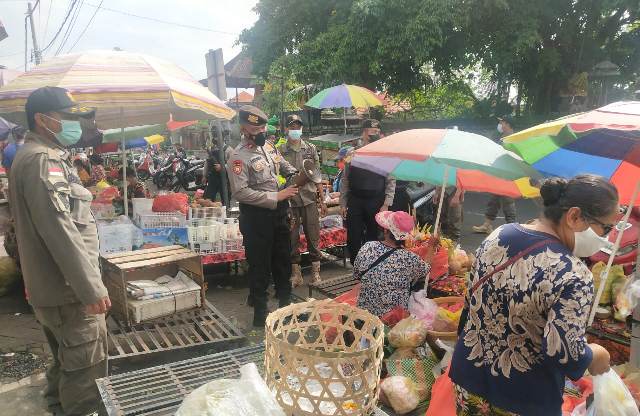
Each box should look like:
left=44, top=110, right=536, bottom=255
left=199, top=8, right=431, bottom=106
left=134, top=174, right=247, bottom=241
left=426, top=296, right=464, bottom=342
left=265, top=299, right=385, bottom=416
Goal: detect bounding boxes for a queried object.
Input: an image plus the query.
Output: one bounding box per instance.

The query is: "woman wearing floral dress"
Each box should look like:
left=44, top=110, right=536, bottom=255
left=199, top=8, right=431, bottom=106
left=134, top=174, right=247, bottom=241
left=450, top=175, right=616, bottom=416
left=354, top=210, right=433, bottom=318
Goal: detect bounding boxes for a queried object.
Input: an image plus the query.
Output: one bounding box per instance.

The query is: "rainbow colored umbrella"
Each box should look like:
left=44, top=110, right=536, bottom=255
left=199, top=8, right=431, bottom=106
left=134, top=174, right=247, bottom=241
left=305, top=84, right=383, bottom=133
left=503, top=101, right=640, bottom=325
left=503, top=101, right=640, bottom=206
left=352, top=129, right=540, bottom=198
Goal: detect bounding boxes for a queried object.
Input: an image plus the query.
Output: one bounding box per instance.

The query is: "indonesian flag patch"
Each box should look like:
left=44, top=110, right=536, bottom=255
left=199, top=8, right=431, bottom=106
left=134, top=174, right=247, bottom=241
left=48, top=167, right=64, bottom=177
left=232, top=160, right=242, bottom=175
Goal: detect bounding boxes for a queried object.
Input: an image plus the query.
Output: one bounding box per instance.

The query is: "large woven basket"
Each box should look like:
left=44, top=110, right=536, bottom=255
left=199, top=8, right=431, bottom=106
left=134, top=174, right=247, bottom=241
left=265, top=299, right=385, bottom=416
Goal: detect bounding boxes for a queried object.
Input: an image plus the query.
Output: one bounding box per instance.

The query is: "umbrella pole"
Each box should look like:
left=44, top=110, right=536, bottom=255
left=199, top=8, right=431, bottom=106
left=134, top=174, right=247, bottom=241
left=343, top=107, right=347, bottom=135
left=433, top=166, right=450, bottom=237
left=631, top=236, right=640, bottom=368
left=120, top=107, right=129, bottom=218
left=588, top=179, right=640, bottom=326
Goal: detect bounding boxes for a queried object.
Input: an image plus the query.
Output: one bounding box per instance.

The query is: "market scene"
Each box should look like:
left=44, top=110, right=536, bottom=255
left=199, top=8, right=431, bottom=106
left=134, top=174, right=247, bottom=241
left=0, top=1, right=640, bottom=415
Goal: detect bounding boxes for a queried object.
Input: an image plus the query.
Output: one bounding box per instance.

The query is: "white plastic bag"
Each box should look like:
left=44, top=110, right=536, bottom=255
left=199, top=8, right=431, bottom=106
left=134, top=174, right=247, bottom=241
left=587, top=369, right=640, bottom=416
left=380, top=376, right=420, bottom=415
left=408, top=290, right=438, bottom=328
left=176, top=363, right=285, bottom=416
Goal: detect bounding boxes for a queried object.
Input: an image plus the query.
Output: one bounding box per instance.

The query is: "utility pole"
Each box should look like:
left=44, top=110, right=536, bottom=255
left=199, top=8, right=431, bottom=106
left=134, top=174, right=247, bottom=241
left=27, top=2, right=41, bottom=65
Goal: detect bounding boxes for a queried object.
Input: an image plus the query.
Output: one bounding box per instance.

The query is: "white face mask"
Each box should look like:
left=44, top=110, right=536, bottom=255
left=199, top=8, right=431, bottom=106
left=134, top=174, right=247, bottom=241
left=573, top=226, right=610, bottom=257
left=497, top=123, right=504, bottom=134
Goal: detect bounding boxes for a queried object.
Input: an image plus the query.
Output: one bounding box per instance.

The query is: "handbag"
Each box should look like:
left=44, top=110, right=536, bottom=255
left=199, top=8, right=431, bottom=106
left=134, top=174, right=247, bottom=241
left=457, top=238, right=558, bottom=334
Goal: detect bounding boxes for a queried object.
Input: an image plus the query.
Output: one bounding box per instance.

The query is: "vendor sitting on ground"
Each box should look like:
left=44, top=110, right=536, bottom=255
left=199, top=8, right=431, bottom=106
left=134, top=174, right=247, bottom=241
left=354, top=210, right=433, bottom=318
left=73, top=158, right=91, bottom=186
left=119, top=167, right=147, bottom=199
left=90, top=154, right=107, bottom=184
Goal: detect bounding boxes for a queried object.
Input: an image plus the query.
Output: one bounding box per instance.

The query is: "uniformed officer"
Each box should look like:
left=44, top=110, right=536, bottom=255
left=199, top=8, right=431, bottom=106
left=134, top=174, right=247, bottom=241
left=226, top=105, right=298, bottom=327
left=9, top=87, right=110, bottom=415
left=279, top=114, right=327, bottom=287
left=340, top=119, right=396, bottom=264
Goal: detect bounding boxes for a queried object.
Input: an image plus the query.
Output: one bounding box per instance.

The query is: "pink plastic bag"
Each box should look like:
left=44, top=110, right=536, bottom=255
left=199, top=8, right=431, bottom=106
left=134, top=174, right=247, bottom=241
left=408, top=290, right=438, bottom=328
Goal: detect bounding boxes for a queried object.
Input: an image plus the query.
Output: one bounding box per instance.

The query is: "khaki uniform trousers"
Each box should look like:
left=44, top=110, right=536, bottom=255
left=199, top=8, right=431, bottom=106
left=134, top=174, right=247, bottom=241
left=290, top=203, right=322, bottom=264
left=33, top=303, right=108, bottom=416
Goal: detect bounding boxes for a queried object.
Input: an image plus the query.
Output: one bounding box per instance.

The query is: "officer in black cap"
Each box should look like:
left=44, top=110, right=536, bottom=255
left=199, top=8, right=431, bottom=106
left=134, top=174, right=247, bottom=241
left=9, top=86, right=109, bottom=415
left=339, top=119, right=396, bottom=264
left=226, top=105, right=298, bottom=327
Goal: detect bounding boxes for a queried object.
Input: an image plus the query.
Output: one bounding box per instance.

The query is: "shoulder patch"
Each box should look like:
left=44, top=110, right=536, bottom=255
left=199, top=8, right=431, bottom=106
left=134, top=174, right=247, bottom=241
left=232, top=160, right=242, bottom=175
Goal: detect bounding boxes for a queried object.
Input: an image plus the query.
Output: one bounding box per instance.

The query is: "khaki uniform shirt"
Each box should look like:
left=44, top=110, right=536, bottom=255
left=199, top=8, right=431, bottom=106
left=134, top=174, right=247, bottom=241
left=9, top=132, right=107, bottom=307
left=279, top=139, right=320, bottom=207
left=226, top=137, right=297, bottom=210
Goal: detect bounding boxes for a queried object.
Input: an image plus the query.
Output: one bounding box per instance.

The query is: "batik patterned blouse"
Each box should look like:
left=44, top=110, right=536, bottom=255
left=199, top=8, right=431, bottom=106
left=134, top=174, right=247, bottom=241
left=450, top=224, right=594, bottom=416
left=354, top=241, right=429, bottom=317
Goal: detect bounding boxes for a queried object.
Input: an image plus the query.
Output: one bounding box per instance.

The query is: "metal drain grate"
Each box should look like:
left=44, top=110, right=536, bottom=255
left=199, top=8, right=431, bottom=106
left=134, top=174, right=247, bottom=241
left=97, top=344, right=392, bottom=416
left=308, top=272, right=359, bottom=299
left=107, top=301, right=244, bottom=361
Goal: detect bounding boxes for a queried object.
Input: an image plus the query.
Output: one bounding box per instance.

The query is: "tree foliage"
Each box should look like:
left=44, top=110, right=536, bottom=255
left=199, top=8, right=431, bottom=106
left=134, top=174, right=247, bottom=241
left=240, top=0, right=640, bottom=116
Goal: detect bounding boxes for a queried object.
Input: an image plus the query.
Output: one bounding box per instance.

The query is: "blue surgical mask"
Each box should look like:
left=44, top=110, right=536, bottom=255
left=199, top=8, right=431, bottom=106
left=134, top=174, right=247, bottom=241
left=43, top=115, right=83, bottom=146
left=288, top=129, right=302, bottom=140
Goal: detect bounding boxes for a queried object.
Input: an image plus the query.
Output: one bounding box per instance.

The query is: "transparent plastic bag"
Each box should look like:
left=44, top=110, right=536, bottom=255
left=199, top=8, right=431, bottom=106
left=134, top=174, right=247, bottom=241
left=587, top=369, right=640, bottom=416
left=380, top=376, right=420, bottom=415
left=388, top=316, right=428, bottom=348
left=615, top=278, right=640, bottom=319
left=176, top=363, right=285, bottom=416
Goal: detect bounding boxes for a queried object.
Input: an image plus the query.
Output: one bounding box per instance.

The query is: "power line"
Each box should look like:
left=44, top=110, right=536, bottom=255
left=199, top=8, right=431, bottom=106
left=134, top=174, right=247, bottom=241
left=42, top=0, right=53, bottom=46
left=40, top=0, right=77, bottom=53
left=83, top=2, right=238, bottom=36
left=54, top=0, right=84, bottom=55
left=66, top=0, right=103, bottom=53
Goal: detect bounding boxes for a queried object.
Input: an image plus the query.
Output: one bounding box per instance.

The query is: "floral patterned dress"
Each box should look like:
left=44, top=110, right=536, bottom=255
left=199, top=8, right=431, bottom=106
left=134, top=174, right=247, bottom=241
left=354, top=241, right=429, bottom=317
left=450, top=224, right=593, bottom=416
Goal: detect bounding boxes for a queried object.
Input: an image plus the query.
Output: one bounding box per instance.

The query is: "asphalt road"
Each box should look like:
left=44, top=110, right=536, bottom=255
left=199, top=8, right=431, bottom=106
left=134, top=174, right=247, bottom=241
left=457, top=192, right=540, bottom=252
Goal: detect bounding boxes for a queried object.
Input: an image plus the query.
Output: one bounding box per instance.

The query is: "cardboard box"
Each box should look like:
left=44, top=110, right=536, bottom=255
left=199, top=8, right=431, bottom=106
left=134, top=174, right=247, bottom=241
left=142, top=227, right=189, bottom=248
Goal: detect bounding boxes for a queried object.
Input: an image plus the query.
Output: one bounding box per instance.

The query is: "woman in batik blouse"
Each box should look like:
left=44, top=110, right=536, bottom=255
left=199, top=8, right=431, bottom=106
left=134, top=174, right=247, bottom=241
left=450, top=175, right=617, bottom=416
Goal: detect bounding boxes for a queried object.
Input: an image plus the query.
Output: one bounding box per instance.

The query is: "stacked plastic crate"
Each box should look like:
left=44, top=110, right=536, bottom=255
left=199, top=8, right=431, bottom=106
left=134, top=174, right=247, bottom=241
left=187, top=207, right=242, bottom=255
left=133, top=198, right=188, bottom=248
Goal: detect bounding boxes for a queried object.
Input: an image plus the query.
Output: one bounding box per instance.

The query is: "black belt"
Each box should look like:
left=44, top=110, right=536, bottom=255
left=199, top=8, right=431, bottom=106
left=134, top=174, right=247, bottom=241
left=239, top=201, right=289, bottom=216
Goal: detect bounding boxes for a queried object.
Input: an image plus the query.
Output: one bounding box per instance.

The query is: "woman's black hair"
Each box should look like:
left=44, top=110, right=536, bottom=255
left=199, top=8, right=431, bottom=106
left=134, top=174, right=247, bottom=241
left=540, top=175, right=618, bottom=223
left=382, top=228, right=404, bottom=248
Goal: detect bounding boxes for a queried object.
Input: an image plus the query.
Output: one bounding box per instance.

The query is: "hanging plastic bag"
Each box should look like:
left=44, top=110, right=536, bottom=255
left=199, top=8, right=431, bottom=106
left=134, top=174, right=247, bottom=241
left=615, top=278, right=640, bottom=319
left=408, top=290, right=438, bottom=328
left=176, top=363, right=285, bottom=416
left=587, top=369, right=640, bottom=416
left=425, top=364, right=456, bottom=416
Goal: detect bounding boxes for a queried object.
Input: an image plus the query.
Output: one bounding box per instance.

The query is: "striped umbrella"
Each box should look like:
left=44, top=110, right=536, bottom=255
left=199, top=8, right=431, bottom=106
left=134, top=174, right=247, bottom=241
left=0, top=50, right=235, bottom=216
left=305, top=84, right=383, bottom=133
left=352, top=129, right=539, bottom=232
left=0, top=49, right=235, bottom=129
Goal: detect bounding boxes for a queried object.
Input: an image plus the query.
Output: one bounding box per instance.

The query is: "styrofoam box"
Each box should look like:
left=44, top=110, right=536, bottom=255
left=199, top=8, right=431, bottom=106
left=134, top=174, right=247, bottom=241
left=126, top=290, right=201, bottom=323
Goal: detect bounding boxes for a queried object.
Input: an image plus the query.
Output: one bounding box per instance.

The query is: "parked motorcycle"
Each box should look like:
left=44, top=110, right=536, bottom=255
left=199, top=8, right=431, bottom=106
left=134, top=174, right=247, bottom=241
left=152, top=155, right=181, bottom=190
left=136, top=152, right=156, bottom=181
left=171, top=157, right=205, bottom=192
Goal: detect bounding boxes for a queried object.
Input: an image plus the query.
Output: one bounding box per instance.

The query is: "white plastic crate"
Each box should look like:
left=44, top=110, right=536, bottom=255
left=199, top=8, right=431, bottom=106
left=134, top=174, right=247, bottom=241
left=136, top=212, right=186, bottom=229
left=132, top=198, right=153, bottom=217
left=189, top=241, right=222, bottom=254
left=221, top=218, right=241, bottom=240
left=189, top=206, right=226, bottom=219
left=187, top=218, right=223, bottom=243
left=223, top=239, right=243, bottom=252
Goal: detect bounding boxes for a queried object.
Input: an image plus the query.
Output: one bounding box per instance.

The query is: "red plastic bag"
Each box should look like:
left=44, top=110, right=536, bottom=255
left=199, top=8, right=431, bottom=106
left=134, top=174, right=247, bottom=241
left=429, top=248, right=449, bottom=280
left=334, top=283, right=360, bottom=306
left=152, top=193, right=189, bottom=214
left=381, top=307, right=410, bottom=328
left=425, top=365, right=456, bottom=416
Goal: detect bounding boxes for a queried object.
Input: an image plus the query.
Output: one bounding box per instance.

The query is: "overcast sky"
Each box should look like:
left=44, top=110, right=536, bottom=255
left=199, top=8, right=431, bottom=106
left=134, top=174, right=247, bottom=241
left=0, top=0, right=258, bottom=97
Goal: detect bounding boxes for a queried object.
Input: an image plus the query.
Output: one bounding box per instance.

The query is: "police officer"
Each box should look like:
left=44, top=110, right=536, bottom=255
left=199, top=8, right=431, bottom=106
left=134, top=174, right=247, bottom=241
left=226, top=105, right=298, bottom=327
left=280, top=114, right=327, bottom=287
left=9, top=87, right=110, bottom=415
left=340, top=119, right=396, bottom=264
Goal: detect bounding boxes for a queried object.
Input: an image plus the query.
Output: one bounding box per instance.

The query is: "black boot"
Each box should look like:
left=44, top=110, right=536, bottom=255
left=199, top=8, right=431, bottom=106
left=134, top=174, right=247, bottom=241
left=253, top=305, right=267, bottom=328
left=278, top=295, right=291, bottom=308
